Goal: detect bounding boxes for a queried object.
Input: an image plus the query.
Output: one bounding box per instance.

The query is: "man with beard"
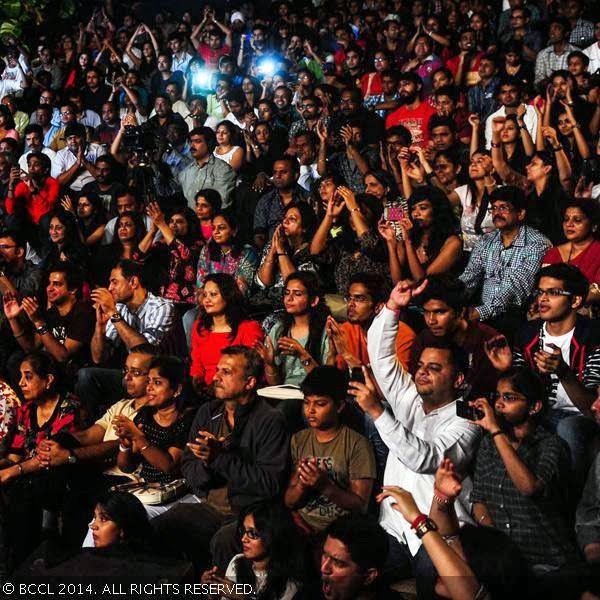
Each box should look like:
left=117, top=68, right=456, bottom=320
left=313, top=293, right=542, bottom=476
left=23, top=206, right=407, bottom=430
left=484, top=264, right=599, bottom=489
left=331, top=87, right=384, bottom=147
left=150, top=53, right=185, bottom=98
left=328, top=272, right=414, bottom=372
left=152, top=346, right=289, bottom=571
left=288, top=96, right=327, bottom=141
left=81, top=155, right=125, bottom=217
left=469, top=367, right=579, bottom=571
left=484, top=76, right=538, bottom=148
left=409, top=276, right=499, bottom=402
left=147, top=94, right=186, bottom=140
left=3, top=264, right=94, bottom=369
left=253, top=156, right=309, bottom=248
left=176, top=126, right=236, bottom=209
left=459, top=186, right=550, bottom=337
left=272, top=85, right=300, bottom=130
left=51, top=123, right=105, bottom=192
left=354, top=280, right=480, bottom=596
left=320, top=514, right=404, bottom=600
left=385, top=72, right=436, bottom=147
left=93, top=101, right=120, bottom=146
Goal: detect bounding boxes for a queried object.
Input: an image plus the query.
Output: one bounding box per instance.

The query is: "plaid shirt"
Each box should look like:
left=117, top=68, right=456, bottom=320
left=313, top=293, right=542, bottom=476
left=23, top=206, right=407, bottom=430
left=534, top=43, right=577, bottom=84
left=470, top=428, right=578, bottom=567
left=364, top=92, right=401, bottom=119
left=569, top=18, right=595, bottom=48
left=460, top=225, right=551, bottom=321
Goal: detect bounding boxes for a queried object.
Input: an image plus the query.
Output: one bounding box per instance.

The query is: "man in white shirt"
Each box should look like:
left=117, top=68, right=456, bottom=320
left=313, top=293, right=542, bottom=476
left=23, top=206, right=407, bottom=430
left=293, top=131, right=320, bottom=192
left=485, top=76, right=537, bottom=149
left=168, top=33, right=193, bottom=74
left=351, top=280, right=480, bottom=593
left=584, top=26, right=600, bottom=74
left=51, top=123, right=106, bottom=192
left=0, top=58, right=24, bottom=100
left=18, top=124, right=56, bottom=173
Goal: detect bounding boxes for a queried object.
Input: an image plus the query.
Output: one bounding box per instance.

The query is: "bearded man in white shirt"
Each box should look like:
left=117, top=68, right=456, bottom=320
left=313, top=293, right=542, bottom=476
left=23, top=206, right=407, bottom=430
left=349, top=280, right=481, bottom=598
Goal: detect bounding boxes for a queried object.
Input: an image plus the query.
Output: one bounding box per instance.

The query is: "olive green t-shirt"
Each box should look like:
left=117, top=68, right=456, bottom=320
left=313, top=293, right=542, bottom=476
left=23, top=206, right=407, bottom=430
left=291, top=425, right=376, bottom=531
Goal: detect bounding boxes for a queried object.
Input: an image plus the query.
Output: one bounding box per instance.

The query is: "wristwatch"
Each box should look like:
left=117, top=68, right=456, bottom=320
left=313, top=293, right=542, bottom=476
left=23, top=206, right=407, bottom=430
left=301, top=358, right=312, bottom=367
left=414, top=516, right=438, bottom=539
left=67, top=450, right=78, bottom=465
left=110, top=311, right=123, bottom=323
left=35, top=323, right=49, bottom=335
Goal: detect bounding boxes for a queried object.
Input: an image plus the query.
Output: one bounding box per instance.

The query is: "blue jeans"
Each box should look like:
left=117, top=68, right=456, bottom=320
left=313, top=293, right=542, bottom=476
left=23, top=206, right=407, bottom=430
left=542, top=409, right=599, bottom=489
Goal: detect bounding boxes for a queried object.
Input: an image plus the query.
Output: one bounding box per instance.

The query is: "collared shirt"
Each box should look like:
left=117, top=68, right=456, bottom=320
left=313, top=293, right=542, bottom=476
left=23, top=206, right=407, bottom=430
left=584, top=41, right=600, bottom=75
left=298, top=163, right=320, bottom=192
left=485, top=105, right=538, bottom=149
left=570, top=18, right=595, bottom=48
left=364, top=92, right=401, bottom=119
left=327, top=147, right=379, bottom=193
left=459, top=225, right=551, bottom=321
left=176, top=154, right=236, bottom=209
left=534, top=43, right=577, bottom=84
left=162, top=142, right=192, bottom=175
left=253, top=186, right=310, bottom=239
left=468, top=77, right=500, bottom=122
left=368, top=307, right=481, bottom=555
left=172, top=52, right=193, bottom=74
left=105, top=291, right=177, bottom=353
left=51, top=143, right=106, bottom=191
left=470, top=428, right=578, bottom=566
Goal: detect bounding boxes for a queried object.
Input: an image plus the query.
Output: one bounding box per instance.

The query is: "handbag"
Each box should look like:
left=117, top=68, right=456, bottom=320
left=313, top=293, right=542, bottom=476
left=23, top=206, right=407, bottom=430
left=110, top=479, right=188, bottom=505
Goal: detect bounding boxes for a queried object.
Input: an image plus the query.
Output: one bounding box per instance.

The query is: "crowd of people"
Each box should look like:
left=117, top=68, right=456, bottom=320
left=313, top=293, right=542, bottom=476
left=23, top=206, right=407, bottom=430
left=0, top=0, right=599, bottom=597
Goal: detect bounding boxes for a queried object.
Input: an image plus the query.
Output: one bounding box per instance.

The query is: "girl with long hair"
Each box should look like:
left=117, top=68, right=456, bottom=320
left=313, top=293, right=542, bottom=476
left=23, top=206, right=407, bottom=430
left=196, top=211, right=258, bottom=296
left=255, top=272, right=331, bottom=387
left=202, top=501, right=305, bottom=600
left=384, top=187, right=462, bottom=283
left=190, top=273, right=263, bottom=391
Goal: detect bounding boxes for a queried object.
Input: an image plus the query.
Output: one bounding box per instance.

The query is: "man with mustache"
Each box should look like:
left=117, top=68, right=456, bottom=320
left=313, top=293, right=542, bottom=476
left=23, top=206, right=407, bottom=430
left=459, top=186, right=551, bottom=338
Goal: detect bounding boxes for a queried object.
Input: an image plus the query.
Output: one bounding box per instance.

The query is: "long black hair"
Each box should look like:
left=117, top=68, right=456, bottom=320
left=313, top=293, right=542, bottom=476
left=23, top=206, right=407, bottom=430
left=95, top=492, right=152, bottom=551
left=44, top=209, right=89, bottom=270
left=207, top=211, right=245, bottom=262
left=196, top=273, right=248, bottom=340
left=407, top=187, right=460, bottom=259
left=111, top=211, right=147, bottom=254
left=280, top=272, right=330, bottom=363
left=282, top=201, right=317, bottom=245
left=166, top=206, right=201, bottom=246
left=234, top=501, right=306, bottom=600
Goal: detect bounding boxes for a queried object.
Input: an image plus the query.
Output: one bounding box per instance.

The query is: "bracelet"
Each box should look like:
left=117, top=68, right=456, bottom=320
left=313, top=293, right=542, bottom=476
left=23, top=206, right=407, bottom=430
left=118, top=444, right=130, bottom=453
left=13, top=330, right=26, bottom=339
left=433, top=487, right=451, bottom=505
left=276, top=252, right=288, bottom=257
left=410, top=513, right=427, bottom=530
left=490, top=142, right=501, bottom=148
left=424, top=171, right=436, bottom=181
left=552, top=145, right=563, bottom=152
left=350, top=207, right=360, bottom=213
left=35, top=324, right=49, bottom=336
left=490, top=430, right=503, bottom=438
left=139, top=444, right=149, bottom=453
left=16, top=463, right=23, bottom=476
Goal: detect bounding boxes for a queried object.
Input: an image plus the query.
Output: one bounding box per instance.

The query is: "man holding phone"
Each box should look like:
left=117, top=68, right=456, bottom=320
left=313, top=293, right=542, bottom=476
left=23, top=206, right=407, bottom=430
left=350, top=280, right=480, bottom=595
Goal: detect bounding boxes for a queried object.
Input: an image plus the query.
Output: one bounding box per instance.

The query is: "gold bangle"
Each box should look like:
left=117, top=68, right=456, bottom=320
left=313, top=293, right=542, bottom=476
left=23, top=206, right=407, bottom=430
left=139, top=444, right=149, bottom=453
left=16, top=463, right=23, bottom=476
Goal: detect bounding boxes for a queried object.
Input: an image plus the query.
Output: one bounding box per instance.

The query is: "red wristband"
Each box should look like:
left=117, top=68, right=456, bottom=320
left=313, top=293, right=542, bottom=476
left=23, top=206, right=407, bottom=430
left=385, top=301, right=401, bottom=314
left=433, top=487, right=450, bottom=502
left=411, top=513, right=427, bottom=530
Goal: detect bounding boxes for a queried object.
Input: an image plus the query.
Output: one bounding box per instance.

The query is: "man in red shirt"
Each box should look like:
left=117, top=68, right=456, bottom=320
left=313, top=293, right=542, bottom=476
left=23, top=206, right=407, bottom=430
left=191, top=8, right=232, bottom=70
left=5, top=152, right=59, bottom=231
left=385, top=72, right=436, bottom=146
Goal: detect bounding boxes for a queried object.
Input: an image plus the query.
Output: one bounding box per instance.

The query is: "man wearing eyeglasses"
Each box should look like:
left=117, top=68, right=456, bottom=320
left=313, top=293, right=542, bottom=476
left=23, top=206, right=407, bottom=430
left=484, top=263, right=599, bottom=489
left=37, top=346, right=156, bottom=549
left=460, top=186, right=551, bottom=338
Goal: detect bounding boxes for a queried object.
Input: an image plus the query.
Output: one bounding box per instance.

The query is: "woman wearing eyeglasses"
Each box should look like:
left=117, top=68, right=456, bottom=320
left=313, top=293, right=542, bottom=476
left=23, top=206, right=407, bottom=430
left=361, top=50, right=394, bottom=98
left=201, top=502, right=305, bottom=600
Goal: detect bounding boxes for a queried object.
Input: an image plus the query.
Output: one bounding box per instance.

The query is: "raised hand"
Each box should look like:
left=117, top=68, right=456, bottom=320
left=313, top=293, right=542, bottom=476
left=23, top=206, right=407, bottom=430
left=469, top=398, right=498, bottom=432
left=377, top=220, right=397, bottom=244
left=467, top=113, right=480, bottom=128
left=3, top=292, right=22, bottom=320
left=146, top=201, right=166, bottom=226
left=375, top=486, right=421, bottom=523
left=434, top=458, right=463, bottom=500
left=21, top=297, right=42, bottom=324
left=387, top=278, right=428, bottom=311
left=483, top=335, right=512, bottom=372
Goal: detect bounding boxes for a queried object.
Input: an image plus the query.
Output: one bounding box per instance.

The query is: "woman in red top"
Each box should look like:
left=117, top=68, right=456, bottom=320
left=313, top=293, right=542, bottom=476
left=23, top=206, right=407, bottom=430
left=190, top=273, right=263, bottom=392
left=543, top=199, right=600, bottom=304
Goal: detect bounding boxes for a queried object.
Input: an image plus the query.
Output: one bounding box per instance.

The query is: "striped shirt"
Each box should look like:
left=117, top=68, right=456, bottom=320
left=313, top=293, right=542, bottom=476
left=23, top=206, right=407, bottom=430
left=105, top=291, right=183, bottom=356
left=460, top=225, right=551, bottom=321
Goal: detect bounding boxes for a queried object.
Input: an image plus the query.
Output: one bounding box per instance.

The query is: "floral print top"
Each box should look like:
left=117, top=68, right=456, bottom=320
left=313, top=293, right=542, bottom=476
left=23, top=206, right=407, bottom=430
left=0, top=380, right=20, bottom=457
left=159, top=238, right=204, bottom=305
left=9, top=393, right=79, bottom=460
left=196, top=244, right=258, bottom=296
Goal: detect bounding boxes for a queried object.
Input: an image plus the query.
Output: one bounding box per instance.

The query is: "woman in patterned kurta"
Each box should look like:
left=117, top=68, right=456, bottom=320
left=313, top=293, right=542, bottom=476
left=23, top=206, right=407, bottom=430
left=0, top=353, right=80, bottom=570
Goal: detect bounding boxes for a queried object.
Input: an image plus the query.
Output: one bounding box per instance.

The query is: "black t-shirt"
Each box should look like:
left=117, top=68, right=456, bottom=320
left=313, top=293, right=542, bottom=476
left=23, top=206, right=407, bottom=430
left=81, top=180, right=126, bottom=218
left=82, top=85, right=111, bottom=115
left=44, top=300, right=95, bottom=366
